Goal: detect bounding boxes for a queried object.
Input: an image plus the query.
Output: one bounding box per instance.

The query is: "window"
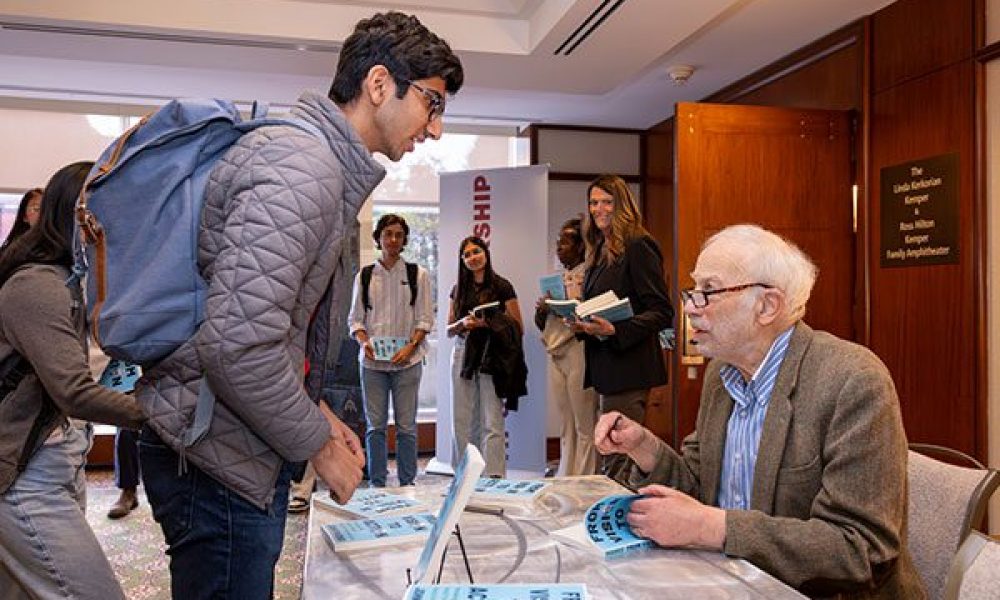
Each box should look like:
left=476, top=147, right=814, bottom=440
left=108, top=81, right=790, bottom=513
left=0, top=192, right=27, bottom=245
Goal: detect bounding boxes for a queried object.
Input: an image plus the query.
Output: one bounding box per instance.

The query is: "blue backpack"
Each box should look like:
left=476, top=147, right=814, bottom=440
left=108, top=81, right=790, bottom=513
left=75, top=99, right=319, bottom=365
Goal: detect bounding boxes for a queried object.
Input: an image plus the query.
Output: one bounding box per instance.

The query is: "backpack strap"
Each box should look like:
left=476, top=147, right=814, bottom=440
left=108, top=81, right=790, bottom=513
left=360, top=264, right=375, bottom=312
left=361, top=262, right=418, bottom=312
left=0, top=352, right=32, bottom=402
left=405, top=262, right=418, bottom=307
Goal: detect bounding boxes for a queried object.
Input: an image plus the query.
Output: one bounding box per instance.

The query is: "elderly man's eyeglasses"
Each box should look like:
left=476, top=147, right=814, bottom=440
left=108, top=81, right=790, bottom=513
left=681, top=283, right=773, bottom=308
left=402, top=79, right=446, bottom=121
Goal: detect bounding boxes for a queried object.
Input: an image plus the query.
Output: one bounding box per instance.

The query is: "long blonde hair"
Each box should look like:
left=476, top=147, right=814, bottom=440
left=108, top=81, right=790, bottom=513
left=583, top=174, right=649, bottom=266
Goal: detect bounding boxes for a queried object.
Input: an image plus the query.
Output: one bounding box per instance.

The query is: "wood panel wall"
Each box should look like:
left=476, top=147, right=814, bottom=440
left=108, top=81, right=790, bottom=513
left=869, top=0, right=982, bottom=458
left=642, top=120, right=675, bottom=441
left=643, top=0, right=986, bottom=458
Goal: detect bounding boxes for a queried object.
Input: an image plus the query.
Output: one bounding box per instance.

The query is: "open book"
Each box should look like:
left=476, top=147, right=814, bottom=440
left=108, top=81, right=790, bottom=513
left=550, top=494, right=655, bottom=559
left=312, top=488, right=427, bottom=519
left=321, top=512, right=436, bottom=553
left=404, top=583, right=589, bottom=600
left=545, top=290, right=633, bottom=323
left=470, top=300, right=500, bottom=318
left=447, top=301, right=502, bottom=330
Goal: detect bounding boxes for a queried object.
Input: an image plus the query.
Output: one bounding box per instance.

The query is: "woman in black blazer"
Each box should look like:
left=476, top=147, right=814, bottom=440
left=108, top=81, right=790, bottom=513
left=569, top=174, right=673, bottom=483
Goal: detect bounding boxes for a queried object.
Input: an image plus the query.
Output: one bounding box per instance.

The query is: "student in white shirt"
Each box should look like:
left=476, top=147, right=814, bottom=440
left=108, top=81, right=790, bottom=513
left=348, top=214, right=433, bottom=486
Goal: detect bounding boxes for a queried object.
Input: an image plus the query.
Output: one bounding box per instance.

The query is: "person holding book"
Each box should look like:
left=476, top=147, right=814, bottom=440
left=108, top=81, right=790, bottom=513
left=568, top=174, right=673, bottom=484
left=535, top=217, right=599, bottom=476
left=0, top=162, right=146, bottom=600
left=593, top=224, right=924, bottom=599
left=446, top=236, right=525, bottom=478
left=348, top=213, right=433, bottom=487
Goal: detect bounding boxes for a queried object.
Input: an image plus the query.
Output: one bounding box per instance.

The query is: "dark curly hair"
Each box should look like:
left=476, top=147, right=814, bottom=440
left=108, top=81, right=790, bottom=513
left=329, top=11, right=464, bottom=104
left=373, top=213, right=409, bottom=249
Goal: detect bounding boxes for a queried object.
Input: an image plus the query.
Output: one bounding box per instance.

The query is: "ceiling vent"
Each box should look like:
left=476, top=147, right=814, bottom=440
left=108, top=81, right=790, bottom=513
left=0, top=21, right=340, bottom=53
left=553, top=0, right=626, bottom=56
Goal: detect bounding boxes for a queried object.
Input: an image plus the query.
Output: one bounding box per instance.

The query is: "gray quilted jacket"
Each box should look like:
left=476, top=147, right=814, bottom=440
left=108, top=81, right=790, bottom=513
left=137, top=91, right=386, bottom=509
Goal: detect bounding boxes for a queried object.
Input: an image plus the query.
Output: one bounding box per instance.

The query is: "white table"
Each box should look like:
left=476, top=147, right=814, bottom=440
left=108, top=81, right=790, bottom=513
left=302, top=475, right=806, bottom=599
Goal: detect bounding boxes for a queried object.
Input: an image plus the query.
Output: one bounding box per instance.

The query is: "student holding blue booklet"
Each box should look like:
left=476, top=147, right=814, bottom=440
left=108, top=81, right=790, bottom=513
left=534, top=218, right=599, bottom=476
left=568, top=175, right=673, bottom=485
left=349, top=214, right=434, bottom=488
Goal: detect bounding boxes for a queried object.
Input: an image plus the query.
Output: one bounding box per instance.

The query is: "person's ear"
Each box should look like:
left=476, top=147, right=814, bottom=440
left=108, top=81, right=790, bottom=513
left=756, top=288, right=784, bottom=326
left=365, top=65, right=392, bottom=107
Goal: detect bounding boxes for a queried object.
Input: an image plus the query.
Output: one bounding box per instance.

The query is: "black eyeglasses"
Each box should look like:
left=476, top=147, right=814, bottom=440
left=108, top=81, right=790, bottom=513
left=680, top=283, right=773, bottom=308
left=402, top=79, right=446, bottom=121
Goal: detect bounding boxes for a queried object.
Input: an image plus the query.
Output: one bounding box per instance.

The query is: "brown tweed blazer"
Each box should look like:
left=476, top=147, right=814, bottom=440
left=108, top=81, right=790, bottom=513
left=633, top=322, right=926, bottom=599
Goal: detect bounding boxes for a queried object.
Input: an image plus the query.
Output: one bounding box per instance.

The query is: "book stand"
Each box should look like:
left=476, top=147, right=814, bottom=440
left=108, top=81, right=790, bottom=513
left=406, top=525, right=474, bottom=585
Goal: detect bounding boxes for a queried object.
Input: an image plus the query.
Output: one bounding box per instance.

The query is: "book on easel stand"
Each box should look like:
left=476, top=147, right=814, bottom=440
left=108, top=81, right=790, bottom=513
left=406, top=444, right=486, bottom=588
left=402, top=447, right=590, bottom=599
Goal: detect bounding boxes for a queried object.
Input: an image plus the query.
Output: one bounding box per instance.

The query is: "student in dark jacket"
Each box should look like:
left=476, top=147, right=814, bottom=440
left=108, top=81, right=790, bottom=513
left=0, top=162, right=145, bottom=600
left=569, top=174, right=673, bottom=484
left=446, top=236, right=523, bottom=477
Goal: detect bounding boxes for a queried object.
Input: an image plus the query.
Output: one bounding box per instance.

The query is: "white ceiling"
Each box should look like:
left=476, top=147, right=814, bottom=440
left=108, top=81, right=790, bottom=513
left=0, top=0, right=895, bottom=130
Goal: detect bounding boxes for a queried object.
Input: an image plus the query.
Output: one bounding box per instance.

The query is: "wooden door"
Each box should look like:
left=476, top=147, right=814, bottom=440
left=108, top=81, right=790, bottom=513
left=673, top=102, right=854, bottom=443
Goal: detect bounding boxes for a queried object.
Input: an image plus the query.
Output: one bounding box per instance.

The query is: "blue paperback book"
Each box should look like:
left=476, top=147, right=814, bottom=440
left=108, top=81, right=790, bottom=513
left=97, top=359, right=142, bottom=393
left=404, top=583, right=589, bottom=600
left=312, top=488, right=426, bottom=519
left=473, top=478, right=549, bottom=501
left=370, top=336, right=410, bottom=361
left=321, top=512, right=436, bottom=553
left=538, top=273, right=567, bottom=301
left=550, top=494, right=654, bottom=559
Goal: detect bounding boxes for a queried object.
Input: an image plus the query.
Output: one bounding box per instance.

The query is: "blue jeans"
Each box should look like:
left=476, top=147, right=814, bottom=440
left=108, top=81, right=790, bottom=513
left=0, top=422, right=126, bottom=600
left=361, top=362, right=421, bottom=486
left=138, top=427, right=293, bottom=600
left=451, top=340, right=506, bottom=478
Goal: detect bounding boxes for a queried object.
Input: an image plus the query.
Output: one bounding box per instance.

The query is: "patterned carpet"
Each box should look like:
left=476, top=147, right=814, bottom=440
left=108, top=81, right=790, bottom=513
left=84, top=469, right=308, bottom=600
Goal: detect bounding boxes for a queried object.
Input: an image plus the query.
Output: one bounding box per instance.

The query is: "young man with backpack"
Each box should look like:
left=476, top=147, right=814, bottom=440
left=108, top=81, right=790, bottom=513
left=348, top=214, right=433, bottom=488
left=133, top=12, right=463, bottom=599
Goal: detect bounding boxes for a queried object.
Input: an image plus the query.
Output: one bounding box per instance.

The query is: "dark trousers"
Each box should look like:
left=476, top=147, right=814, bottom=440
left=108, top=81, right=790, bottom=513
left=113, top=427, right=140, bottom=489
left=138, top=427, right=293, bottom=600
left=599, top=388, right=648, bottom=485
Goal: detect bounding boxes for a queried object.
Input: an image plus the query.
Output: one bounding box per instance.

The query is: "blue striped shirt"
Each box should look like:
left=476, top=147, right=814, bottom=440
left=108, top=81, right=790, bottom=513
left=716, top=327, right=795, bottom=510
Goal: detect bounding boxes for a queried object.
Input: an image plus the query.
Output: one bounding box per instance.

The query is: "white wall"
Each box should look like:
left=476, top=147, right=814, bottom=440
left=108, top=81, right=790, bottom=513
left=0, top=107, right=125, bottom=191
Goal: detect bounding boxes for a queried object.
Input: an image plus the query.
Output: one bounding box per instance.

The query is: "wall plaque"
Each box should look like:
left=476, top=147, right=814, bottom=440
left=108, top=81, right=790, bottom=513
left=880, top=153, right=959, bottom=267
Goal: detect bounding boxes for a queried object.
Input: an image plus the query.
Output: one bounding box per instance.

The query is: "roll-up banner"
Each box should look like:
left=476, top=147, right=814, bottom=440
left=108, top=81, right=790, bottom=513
left=429, top=165, right=550, bottom=477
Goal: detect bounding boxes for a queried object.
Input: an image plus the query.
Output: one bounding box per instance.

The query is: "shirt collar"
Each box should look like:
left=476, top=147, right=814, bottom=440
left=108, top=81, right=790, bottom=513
left=720, top=326, right=795, bottom=407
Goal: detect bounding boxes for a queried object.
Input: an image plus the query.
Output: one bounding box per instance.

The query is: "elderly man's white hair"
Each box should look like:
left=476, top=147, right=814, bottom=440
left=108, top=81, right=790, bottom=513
left=702, top=224, right=818, bottom=324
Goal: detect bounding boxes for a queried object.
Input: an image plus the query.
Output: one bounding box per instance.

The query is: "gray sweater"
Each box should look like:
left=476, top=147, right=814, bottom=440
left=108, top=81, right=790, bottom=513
left=0, top=264, right=144, bottom=493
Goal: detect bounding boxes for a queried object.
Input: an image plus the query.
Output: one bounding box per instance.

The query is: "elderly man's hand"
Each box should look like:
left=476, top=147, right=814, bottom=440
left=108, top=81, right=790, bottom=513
left=627, top=485, right=726, bottom=550
left=594, top=411, right=645, bottom=455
